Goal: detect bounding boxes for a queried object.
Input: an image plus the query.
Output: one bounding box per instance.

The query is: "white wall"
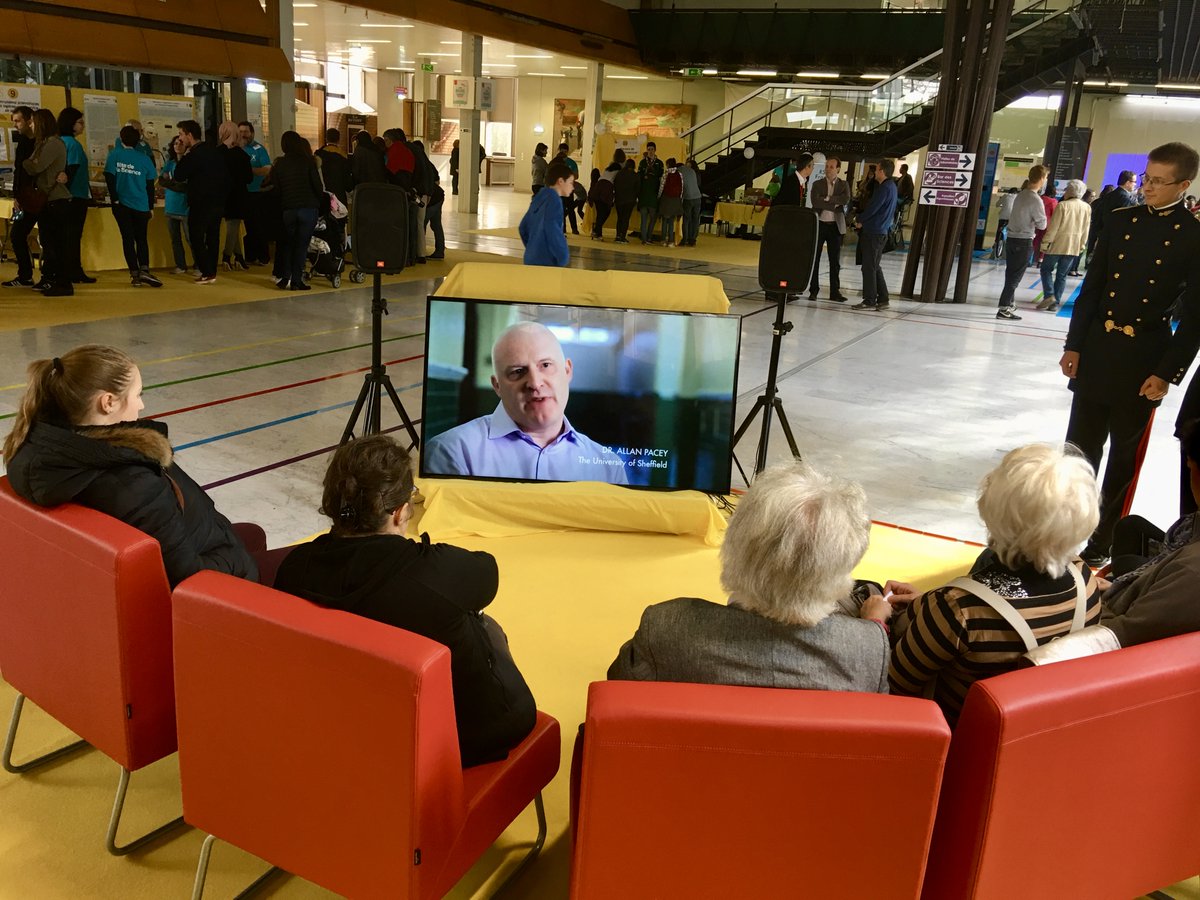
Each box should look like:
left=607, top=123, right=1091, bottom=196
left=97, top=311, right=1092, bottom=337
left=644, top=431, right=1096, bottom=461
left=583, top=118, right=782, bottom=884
left=1082, top=94, right=1200, bottom=192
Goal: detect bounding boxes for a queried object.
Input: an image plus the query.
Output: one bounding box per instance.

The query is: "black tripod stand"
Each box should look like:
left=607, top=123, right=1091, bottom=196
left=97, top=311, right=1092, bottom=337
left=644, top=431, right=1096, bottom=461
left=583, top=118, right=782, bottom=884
left=732, top=289, right=801, bottom=482
left=340, top=273, right=421, bottom=447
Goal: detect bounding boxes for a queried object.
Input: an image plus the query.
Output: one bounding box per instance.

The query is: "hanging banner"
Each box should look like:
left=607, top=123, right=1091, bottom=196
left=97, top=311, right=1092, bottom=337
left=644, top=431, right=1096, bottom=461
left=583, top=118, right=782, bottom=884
left=447, top=76, right=475, bottom=110
left=975, top=140, right=1001, bottom=250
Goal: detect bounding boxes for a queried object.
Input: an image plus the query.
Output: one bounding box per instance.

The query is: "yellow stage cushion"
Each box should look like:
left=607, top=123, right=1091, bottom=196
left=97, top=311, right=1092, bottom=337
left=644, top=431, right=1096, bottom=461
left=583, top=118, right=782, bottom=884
left=416, top=478, right=728, bottom=547
left=434, top=261, right=729, bottom=314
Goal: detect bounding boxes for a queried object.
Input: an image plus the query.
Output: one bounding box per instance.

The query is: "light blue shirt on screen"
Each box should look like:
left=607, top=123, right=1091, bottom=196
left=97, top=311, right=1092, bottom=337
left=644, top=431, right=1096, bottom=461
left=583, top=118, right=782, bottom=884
left=423, top=404, right=629, bottom=484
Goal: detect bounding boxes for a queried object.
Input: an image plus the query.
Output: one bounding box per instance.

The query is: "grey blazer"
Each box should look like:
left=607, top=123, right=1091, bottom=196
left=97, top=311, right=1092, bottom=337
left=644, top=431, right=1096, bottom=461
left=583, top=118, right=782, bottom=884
left=607, top=597, right=889, bottom=693
left=810, top=176, right=850, bottom=234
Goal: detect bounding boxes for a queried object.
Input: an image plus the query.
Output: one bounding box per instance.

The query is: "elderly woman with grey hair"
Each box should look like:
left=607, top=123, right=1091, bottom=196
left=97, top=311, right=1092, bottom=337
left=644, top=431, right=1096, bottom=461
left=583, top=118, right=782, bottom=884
left=607, top=462, right=892, bottom=693
left=1036, top=178, right=1092, bottom=312
left=885, top=443, right=1103, bottom=726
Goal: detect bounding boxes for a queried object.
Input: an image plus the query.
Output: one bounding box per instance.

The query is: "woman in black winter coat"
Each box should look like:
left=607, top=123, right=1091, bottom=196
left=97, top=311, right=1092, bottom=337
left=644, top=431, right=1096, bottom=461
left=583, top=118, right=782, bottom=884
left=350, top=130, right=389, bottom=188
left=273, top=435, right=537, bottom=767
left=2, top=345, right=263, bottom=587
left=217, top=121, right=253, bottom=270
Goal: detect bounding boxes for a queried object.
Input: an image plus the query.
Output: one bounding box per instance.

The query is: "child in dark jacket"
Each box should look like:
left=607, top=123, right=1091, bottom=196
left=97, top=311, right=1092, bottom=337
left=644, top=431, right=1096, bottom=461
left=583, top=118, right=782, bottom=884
left=519, top=160, right=574, bottom=267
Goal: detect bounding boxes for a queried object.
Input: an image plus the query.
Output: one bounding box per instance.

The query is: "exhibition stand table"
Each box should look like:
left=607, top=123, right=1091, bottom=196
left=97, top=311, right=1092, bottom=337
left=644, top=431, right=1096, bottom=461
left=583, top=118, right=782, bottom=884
left=714, top=201, right=770, bottom=233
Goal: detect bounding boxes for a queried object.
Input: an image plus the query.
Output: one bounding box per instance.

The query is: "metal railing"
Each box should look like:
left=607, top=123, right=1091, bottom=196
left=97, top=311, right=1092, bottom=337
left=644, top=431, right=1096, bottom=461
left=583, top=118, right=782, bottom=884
left=681, top=0, right=1076, bottom=169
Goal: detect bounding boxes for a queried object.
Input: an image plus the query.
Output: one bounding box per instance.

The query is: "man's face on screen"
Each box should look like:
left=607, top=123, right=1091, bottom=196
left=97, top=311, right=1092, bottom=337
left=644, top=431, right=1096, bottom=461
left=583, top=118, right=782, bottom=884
left=491, top=327, right=573, bottom=439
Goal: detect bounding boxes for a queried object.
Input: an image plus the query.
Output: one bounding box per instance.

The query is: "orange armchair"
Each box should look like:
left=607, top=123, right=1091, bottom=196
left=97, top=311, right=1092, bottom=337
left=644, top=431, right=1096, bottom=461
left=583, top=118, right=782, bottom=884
left=0, top=476, right=185, bottom=854
left=922, top=631, right=1200, bottom=900
left=172, top=570, right=560, bottom=899
left=569, top=681, right=952, bottom=899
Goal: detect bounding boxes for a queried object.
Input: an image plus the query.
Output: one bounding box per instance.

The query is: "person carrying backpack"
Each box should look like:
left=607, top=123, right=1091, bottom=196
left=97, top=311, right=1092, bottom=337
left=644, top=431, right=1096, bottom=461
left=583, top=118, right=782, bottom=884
left=658, top=158, right=684, bottom=248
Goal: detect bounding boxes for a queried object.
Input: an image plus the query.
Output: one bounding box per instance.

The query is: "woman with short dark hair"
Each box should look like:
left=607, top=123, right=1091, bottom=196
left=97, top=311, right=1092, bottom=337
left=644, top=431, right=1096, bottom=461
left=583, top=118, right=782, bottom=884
left=23, top=108, right=72, bottom=296
left=273, top=435, right=537, bottom=767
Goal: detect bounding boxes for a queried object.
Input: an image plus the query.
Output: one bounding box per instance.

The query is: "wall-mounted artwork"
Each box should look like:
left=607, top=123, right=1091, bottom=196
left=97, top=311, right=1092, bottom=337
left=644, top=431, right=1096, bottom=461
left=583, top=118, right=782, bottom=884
left=555, top=99, right=697, bottom=149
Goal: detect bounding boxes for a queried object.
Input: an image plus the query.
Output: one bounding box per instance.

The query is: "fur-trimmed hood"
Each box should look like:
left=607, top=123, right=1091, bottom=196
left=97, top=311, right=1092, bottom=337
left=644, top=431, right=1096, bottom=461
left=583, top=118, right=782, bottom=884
left=5, top=418, right=175, bottom=507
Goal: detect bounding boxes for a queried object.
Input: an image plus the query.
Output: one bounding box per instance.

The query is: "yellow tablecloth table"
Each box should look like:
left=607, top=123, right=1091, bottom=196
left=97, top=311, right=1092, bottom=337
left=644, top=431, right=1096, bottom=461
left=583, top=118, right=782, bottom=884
left=80, top=209, right=243, bottom=273
left=434, top=261, right=729, bottom=314
left=715, top=201, right=770, bottom=229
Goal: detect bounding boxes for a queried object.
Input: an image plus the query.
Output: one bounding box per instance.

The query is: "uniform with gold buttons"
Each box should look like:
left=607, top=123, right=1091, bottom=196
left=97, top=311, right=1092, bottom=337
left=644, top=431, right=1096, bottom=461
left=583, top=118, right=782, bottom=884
left=1065, top=203, right=1200, bottom=401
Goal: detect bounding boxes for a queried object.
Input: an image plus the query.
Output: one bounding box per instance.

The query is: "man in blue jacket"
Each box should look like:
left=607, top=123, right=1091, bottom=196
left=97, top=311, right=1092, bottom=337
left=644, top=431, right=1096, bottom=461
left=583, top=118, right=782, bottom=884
left=519, top=161, right=574, bottom=267
left=852, top=159, right=898, bottom=311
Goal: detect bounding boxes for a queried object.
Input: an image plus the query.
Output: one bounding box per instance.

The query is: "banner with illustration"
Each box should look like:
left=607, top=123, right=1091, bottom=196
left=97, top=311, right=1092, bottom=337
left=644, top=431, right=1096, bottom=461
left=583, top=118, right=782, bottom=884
left=555, top=98, right=696, bottom=152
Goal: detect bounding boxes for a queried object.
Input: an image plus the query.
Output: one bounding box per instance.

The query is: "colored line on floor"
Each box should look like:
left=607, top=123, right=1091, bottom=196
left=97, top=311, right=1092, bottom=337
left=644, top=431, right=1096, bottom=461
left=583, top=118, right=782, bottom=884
left=174, top=380, right=422, bottom=453
left=872, top=519, right=986, bottom=547
left=0, top=331, right=427, bottom=423
left=202, top=422, right=417, bottom=491
left=0, top=315, right=425, bottom=393
left=148, top=354, right=425, bottom=420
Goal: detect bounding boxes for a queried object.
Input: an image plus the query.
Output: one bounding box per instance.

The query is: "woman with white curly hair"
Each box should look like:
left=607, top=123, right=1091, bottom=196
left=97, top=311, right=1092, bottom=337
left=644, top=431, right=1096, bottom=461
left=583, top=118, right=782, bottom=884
left=1037, top=178, right=1092, bottom=312
left=885, top=443, right=1102, bottom=725
left=608, top=462, right=892, bottom=693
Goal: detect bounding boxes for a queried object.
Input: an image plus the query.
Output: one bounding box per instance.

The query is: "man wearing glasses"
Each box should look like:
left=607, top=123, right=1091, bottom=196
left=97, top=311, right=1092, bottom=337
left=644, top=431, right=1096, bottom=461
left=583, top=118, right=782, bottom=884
left=1060, top=142, right=1200, bottom=566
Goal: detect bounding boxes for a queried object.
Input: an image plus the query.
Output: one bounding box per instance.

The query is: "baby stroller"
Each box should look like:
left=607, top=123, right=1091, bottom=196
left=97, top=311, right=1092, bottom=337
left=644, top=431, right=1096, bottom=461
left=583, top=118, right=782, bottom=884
left=305, top=213, right=348, bottom=288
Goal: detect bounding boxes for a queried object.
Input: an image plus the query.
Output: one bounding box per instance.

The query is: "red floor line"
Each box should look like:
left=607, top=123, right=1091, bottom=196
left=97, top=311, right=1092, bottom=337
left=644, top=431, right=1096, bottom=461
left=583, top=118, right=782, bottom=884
left=149, top=354, right=425, bottom=419
left=871, top=519, right=986, bottom=547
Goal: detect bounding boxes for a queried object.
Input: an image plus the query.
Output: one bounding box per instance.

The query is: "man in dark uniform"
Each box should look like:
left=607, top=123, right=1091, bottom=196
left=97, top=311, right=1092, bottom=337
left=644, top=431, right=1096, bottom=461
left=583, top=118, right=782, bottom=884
left=1060, top=142, right=1200, bottom=565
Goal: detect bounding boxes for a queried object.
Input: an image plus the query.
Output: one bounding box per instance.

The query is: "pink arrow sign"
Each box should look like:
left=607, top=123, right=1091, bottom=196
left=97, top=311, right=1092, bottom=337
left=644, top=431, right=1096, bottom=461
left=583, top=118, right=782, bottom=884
left=921, top=170, right=972, bottom=189
left=925, top=152, right=976, bottom=171
left=918, top=189, right=970, bottom=208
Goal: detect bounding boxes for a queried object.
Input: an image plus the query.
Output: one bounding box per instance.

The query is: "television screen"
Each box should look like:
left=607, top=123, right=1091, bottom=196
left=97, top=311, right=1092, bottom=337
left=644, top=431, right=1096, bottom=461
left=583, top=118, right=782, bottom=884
left=420, top=297, right=742, bottom=494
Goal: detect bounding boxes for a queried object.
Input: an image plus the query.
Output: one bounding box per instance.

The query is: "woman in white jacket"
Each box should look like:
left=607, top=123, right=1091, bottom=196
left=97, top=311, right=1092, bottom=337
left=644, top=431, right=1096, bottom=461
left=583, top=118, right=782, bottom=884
left=1037, top=179, right=1092, bottom=312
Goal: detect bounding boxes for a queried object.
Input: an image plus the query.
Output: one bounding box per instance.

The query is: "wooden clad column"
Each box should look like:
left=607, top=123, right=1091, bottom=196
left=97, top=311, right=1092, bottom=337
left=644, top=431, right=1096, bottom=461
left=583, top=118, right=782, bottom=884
left=902, top=0, right=1015, bottom=303
left=460, top=34, right=483, bottom=214
left=264, top=0, right=295, bottom=153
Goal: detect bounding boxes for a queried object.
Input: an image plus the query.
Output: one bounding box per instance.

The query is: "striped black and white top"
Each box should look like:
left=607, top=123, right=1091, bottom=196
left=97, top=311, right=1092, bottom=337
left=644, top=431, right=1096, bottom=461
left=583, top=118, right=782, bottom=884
left=888, top=558, right=1101, bottom=726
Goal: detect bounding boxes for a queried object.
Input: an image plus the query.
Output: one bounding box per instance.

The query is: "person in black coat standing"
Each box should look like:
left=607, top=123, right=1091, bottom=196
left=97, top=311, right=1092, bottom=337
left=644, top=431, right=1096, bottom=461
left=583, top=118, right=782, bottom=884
left=274, top=435, right=537, bottom=767
left=2, top=345, right=257, bottom=587
left=1060, top=143, right=1200, bottom=564
left=772, top=153, right=815, bottom=207
left=217, top=120, right=253, bottom=270
left=269, top=131, right=324, bottom=291
left=1086, top=170, right=1138, bottom=267
left=173, top=119, right=230, bottom=284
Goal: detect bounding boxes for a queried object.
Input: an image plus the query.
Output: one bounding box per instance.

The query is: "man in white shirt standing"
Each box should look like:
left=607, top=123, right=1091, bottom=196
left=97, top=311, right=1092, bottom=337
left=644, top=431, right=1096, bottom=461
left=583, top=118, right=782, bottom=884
left=808, top=156, right=851, bottom=302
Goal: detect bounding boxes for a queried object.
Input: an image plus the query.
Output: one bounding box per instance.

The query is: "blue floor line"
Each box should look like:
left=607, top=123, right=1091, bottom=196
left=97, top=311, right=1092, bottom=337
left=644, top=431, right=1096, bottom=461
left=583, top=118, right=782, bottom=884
left=1056, top=281, right=1084, bottom=318
left=174, top=382, right=421, bottom=452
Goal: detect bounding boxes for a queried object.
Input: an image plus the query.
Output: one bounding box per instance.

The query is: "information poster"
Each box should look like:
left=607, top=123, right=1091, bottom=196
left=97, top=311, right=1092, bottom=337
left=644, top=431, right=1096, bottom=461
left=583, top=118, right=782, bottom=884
left=448, top=76, right=475, bottom=110
left=476, top=78, right=494, bottom=112
left=137, top=97, right=193, bottom=158
left=83, top=93, right=121, bottom=169
left=0, top=85, right=40, bottom=164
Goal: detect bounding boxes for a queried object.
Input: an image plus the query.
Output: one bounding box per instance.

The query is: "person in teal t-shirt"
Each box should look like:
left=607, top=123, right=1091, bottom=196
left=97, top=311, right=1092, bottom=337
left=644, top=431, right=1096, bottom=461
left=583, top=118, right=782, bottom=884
left=104, top=125, right=161, bottom=287
left=56, top=107, right=95, bottom=284
left=160, top=134, right=192, bottom=274
left=238, top=121, right=273, bottom=265
left=112, top=119, right=157, bottom=164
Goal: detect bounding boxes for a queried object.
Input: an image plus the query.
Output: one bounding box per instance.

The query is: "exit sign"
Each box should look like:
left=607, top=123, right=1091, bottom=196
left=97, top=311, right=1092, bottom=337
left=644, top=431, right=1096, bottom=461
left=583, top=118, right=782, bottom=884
left=421, top=62, right=435, bottom=72
left=685, top=67, right=703, bottom=77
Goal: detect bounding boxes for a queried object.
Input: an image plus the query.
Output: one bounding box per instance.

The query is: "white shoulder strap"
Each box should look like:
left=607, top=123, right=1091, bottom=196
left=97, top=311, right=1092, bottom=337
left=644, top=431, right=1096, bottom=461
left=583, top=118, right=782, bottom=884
left=949, top=576, right=1038, bottom=652
left=949, top=561, right=1090, bottom=654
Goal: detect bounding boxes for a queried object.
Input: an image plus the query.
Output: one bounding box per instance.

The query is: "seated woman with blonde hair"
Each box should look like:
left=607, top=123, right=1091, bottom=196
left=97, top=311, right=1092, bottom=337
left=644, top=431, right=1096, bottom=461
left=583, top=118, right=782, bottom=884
left=608, top=462, right=893, bottom=692
left=3, top=344, right=260, bottom=586
left=884, top=443, right=1102, bottom=725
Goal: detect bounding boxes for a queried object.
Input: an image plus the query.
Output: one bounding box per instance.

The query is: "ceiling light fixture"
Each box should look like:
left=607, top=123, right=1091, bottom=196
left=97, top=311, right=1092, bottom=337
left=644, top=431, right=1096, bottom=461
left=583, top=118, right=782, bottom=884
left=385, top=66, right=414, bottom=71
left=606, top=75, right=648, bottom=80
left=508, top=54, right=553, bottom=59
left=527, top=72, right=566, bottom=77
left=417, top=52, right=459, bottom=57
left=736, top=69, right=776, bottom=77
left=560, top=65, right=587, bottom=70
left=1157, top=82, right=1200, bottom=91
left=361, top=23, right=414, bottom=28
left=293, top=22, right=309, bottom=27
left=702, top=68, right=718, bottom=75
left=796, top=71, right=841, bottom=79
left=349, top=39, right=391, bottom=43
left=484, top=63, right=517, bottom=67
left=860, top=73, right=890, bottom=79
left=1082, top=80, right=1108, bottom=86
left=440, top=41, right=462, bottom=45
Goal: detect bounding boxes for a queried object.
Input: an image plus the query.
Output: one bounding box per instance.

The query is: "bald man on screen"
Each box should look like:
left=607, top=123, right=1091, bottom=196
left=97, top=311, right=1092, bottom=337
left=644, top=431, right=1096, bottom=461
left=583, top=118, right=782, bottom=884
left=423, top=323, right=629, bottom=484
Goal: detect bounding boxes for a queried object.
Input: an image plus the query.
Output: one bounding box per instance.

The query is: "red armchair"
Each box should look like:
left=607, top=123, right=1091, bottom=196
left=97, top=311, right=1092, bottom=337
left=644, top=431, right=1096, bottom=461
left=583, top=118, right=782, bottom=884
left=172, top=570, right=560, bottom=899
left=922, top=631, right=1200, bottom=900
left=569, top=681, right=952, bottom=899
left=0, top=476, right=184, bottom=854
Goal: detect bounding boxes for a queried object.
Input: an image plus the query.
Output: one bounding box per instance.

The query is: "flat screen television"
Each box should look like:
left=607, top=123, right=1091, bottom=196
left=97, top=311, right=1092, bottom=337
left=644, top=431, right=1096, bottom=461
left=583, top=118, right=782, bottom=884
left=420, top=297, right=742, bottom=494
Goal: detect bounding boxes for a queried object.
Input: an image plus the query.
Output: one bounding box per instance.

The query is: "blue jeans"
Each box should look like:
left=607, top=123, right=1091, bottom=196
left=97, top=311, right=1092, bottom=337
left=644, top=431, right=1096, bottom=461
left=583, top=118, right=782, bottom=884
left=1040, top=253, right=1073, bottom=304
left=639, top=204, right=658, bottom=242
left=424, top=198, right=445, bottom=255
left=167, top=214, right=191, bottom=270
left=281, top=207, right=318, bottom=286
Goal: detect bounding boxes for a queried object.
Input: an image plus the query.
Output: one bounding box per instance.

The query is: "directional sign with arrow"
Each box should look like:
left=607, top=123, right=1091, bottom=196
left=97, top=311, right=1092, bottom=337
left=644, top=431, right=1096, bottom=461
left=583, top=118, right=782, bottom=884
left=921, top=170, right=972, bottom=189
left=919, top=189, right=971, bottom=208
left=925, top=152, right=977, bottom=171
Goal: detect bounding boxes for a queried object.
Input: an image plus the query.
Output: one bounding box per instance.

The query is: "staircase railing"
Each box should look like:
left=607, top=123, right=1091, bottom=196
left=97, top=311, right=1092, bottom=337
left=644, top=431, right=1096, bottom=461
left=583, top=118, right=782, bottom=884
left=680, top=0, right=1077, bottom=169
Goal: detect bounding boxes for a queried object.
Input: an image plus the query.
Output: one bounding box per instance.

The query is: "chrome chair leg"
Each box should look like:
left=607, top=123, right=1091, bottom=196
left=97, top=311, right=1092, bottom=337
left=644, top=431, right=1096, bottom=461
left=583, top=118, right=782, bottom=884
left=2, top=692, right=89, bottom=774
left=491, top=792, right=548, bottom=898
left=106, top=765, right=187, bottom=856
left=191, top=833, right=284, bottom=900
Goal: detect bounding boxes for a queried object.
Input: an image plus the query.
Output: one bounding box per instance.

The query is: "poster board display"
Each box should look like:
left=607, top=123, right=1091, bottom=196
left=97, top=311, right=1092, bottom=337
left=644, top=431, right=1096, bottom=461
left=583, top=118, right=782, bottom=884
left=448, top=77, right=475, bottom=110
left=0, top=85, right=48, bottom=166
left=137, top=96, right=194, bottom=158
left=82, top=92, right=122, bottom=171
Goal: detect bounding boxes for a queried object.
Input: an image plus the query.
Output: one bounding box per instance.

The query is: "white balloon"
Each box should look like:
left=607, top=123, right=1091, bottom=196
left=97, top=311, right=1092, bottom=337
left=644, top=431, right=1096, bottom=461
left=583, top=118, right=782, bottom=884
left=743, top=146, right=755, bottom=159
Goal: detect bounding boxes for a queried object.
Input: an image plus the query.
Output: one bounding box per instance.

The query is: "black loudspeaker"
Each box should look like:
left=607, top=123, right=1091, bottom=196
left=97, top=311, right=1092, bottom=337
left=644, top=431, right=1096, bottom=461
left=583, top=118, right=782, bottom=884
left=350, top=182, right=410, bottom=274
left=757, top=205, right=820, bottom=293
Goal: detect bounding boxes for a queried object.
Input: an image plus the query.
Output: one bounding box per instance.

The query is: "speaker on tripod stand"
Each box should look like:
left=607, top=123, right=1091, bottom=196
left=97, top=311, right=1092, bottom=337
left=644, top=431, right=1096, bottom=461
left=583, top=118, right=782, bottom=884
left=340, top=182, right=422, bottom=447
left=732, top=203, right=819, bottom=481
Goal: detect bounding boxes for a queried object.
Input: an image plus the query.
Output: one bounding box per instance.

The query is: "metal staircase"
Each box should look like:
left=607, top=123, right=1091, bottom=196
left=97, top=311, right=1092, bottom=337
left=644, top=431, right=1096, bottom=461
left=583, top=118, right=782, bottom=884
left=684, top=0, right=1095, bottom=198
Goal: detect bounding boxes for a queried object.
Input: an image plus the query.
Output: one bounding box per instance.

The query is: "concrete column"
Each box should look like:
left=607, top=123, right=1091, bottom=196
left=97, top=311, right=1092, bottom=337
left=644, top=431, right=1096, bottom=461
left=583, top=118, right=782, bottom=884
left=582, top=61, right=604, bottom=175
left=265, top=0, right=295, bottom=155
left=460, top=33, right=483, bottom=214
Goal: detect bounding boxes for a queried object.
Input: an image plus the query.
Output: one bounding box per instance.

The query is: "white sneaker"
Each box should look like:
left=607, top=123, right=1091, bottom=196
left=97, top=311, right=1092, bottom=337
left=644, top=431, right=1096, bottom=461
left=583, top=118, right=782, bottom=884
left=172, top=267, right=186, bottom=275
